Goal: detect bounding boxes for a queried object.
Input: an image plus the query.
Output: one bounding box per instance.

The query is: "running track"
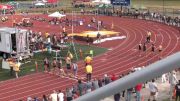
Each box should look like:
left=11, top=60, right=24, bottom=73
left=0, top=15, right=179, bottom=101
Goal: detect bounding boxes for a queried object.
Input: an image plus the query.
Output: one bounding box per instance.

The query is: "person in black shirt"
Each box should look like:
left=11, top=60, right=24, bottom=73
left=86, top=34, right=90, bottom=46
left=175, top=80, right=180, bottom=101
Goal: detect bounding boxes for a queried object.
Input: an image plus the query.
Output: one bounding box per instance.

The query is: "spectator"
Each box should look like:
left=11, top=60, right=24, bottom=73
left=33, top=97, right=39, bottom=101
left=66, top=88, right=73, bottom=101
left=126, top=87, right=133, bottom=101
left=85, top=81, right=92, bottom=93
left=161, top=74, right=167, bottom=83
left=111, top=74, right=117, bottom=81
left=103, top=74, right=111, bottom=85
left=148, top=79, right=158, bottom=101
left=49, top=90, right=58, bottom=101
left=27, top=97, right=32, bottom=101
left=77, top=80, right=84, bottom=96
left=175, top=80, right=180, bottom=101
left=114, top=93, right=120, bottom=101
left=92, top=78, right=99, bottom=90
left=169, top=71, right=178, bottom=97
left=98, top=78, right=103, bottom=87
left=58, top=90, right=64, bottom=101
left=135, top=83, right=143, bottom=101
left=42, top=95, right=48, bottom=101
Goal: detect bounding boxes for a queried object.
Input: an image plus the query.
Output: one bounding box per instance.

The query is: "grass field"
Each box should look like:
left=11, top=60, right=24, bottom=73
left=0, top=43, right=107, bottom=81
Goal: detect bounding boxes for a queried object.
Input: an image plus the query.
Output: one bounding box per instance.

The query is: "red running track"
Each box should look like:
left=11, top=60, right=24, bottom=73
left=0, top=15, right=180, bottom=101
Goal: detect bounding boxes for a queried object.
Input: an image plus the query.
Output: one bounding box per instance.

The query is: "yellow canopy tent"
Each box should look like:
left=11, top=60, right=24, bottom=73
left=68, top=31, right=119, bottom=38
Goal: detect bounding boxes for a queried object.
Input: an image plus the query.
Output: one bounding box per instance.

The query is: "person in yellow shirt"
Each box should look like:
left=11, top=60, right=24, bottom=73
left=85, top=65, right=92, bottom=81
left=84, top=55, right=92, bottom=66
left=8, top=59, right=15, bottom=76
left=13, top=62, right=21, bottom=78
left=45, top=32, right=49, bottom=38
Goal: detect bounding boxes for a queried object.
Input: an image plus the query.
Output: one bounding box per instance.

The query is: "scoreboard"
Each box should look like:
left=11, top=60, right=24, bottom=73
left=111, top=0, right=131, bottom=6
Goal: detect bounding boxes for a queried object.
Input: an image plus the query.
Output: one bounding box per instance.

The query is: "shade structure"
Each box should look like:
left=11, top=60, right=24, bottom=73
left=35, top=2, right=45, bottom=6
left=92, top=0, right=111, bottom=4
left=98, top=4, right=111, bottom=8
left=68, top=31, right=119, bottom=38
left=48, top=11, right=66, bottom=18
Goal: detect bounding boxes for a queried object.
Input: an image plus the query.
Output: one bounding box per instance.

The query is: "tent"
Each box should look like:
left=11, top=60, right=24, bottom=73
left=92, top=0, right=111, bottom=4
left=48, top=11, right=66, bottom=18
left=35, top=2, right=45, bottom=6
left=98, top=4, right=111, bottom=8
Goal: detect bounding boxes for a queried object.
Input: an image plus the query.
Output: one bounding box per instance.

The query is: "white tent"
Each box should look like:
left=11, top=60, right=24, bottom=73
left=35, top=2, right=45, bottom=6
left=92, top=0, right=111, bottom=4
left=48, top=11, right=66, bottom=18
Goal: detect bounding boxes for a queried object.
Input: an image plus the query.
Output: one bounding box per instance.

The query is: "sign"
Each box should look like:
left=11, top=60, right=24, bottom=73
left=112, top=0, right=130, bottom=6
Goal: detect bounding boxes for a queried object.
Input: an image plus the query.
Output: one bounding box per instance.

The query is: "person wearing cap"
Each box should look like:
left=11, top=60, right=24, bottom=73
left=85, top=65, right=92, bottom=81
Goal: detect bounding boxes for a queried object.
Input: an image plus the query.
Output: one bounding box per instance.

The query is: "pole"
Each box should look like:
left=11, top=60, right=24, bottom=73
left=71, top=11, right=78, bottom=61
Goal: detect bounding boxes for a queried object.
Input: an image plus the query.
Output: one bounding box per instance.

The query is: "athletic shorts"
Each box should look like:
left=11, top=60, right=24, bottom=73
left=150, top=92, right=156, bottom=96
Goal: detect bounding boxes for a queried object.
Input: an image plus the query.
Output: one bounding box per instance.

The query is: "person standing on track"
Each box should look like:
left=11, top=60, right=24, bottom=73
left=72, top=61, right=78, bottom=78
left=147, top=31, right=152, bottom=43
left=84, top=55, right=92, bottom=66
left=151, top=43, right=156, bottom=56
left=143, top=43, right=147, bottom=57
left=158, top=45, right=163, bottom=60
left=66, top=56, right=72, bottom=76
left=52, top=59, right=57, bottom=74
left=86, top=34, right=90, bottom=46
left=44, top=57, right=50, bottom=73
left=138, top=43, right=142, bottom=56
left=86, top=64, right=92, bottom=81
